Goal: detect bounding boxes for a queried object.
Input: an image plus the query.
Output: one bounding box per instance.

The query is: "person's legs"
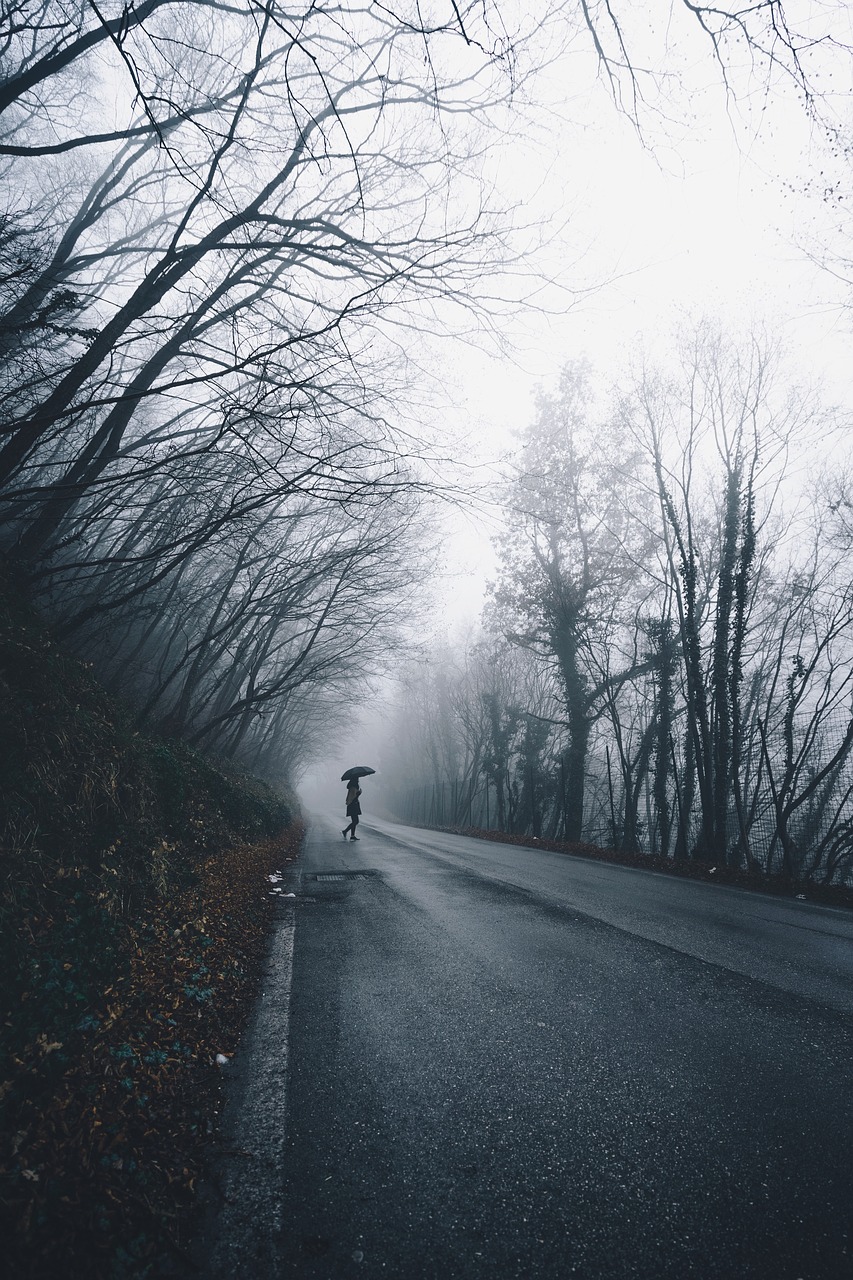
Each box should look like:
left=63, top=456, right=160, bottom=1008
left=350, top=814, right=359, bottom=840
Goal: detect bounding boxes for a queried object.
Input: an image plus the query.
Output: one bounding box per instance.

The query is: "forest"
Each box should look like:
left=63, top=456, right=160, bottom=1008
left=0, top=0, right=493, bottom=778
left=384, top=338, right=853, bottom=886
left=0, top=0, right=837, bottom=793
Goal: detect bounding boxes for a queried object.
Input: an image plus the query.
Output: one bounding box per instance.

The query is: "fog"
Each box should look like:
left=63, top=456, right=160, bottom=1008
left=4, top=1, right=853, bottom=875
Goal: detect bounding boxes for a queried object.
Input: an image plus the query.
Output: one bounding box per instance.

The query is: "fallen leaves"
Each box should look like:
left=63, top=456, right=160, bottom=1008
left=35, top=1035, right=63, bottom=1056
left=1, top=821, right=303, bottom=1278
left=0, top=576, right=300, bottom=1276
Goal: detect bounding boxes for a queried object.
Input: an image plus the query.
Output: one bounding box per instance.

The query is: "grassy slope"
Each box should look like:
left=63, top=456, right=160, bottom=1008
left=0, top=569, right=302, bottom=1277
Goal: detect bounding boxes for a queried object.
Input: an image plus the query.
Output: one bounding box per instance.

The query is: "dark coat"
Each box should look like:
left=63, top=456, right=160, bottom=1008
left=346, top=786, right=361, bottom=817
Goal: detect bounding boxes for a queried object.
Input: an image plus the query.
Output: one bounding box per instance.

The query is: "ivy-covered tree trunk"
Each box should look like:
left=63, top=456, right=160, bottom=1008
left=554, top=622, right=589, bottom=842
left=710, top=467, right=741, bottom=864
left=650, top=617, right=676, bottom=858
left=659, top=481, right=714, bottom=861
left=674, top=726, right=695, bottom=860
left=730, top=475, right=756, bottom=866
left=563, top=700, right=590, bottom=842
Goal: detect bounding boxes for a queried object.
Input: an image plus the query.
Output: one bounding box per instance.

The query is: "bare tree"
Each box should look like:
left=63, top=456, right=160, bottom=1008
left=490, top=361, right=654, bottom=838
left=0, top=1, right=553, bottom=778
left=624, top=326, right=814, bottom=862
left=2, top=0, right=849, bottom=793
left=388, top=324, right=853, bottom=886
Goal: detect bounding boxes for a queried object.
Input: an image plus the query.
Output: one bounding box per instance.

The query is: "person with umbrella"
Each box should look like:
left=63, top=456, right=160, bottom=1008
left=341, top=766, right=374, bottom=841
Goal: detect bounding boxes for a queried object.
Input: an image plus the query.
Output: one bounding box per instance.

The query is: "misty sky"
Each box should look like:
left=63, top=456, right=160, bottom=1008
left=302, top=2, right=853, bottom=803
left=430, top=10, right=853, bottom=616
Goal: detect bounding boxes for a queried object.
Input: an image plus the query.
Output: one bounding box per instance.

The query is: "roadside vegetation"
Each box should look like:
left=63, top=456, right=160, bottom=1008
left=0, top=566, right=301, bottom=1277
left=385, top=333, right=853, bottom=894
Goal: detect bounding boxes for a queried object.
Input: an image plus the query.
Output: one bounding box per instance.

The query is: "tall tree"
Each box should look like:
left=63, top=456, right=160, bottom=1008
left=491, top=361, right=651, bottom=839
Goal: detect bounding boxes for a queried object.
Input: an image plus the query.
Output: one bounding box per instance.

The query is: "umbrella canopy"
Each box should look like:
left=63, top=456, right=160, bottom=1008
left=341, top=765, right=376, bottom=781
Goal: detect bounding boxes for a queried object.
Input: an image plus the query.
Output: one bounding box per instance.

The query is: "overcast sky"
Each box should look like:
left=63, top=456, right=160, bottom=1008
left=424, top=5, right=853, bottom=619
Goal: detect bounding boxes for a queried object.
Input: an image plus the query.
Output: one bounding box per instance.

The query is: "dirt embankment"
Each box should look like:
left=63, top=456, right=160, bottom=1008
left=0, top=572, right=303, bottom=1277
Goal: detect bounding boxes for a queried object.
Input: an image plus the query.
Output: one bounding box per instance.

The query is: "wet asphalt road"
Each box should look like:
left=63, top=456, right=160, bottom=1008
left=215, top=817, right=853, bottom=1279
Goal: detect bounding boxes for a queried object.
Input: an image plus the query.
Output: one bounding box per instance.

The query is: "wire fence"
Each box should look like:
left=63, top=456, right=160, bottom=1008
left=391, top=709, right=853, bottom=886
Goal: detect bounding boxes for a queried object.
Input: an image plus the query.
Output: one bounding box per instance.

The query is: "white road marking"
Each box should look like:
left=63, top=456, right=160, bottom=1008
left=207, top=899, right=296, bottom=1275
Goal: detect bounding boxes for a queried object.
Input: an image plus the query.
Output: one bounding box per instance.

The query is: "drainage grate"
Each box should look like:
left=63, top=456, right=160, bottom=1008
left=307, top=870, right=379, bottom=882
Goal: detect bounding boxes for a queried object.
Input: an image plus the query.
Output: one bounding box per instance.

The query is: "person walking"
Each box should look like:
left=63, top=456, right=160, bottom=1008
left=342, top=779, right=362, bottom=840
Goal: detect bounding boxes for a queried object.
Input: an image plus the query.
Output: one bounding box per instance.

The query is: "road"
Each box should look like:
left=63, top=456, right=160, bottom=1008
left=206, top=816, right=853, bottom=1280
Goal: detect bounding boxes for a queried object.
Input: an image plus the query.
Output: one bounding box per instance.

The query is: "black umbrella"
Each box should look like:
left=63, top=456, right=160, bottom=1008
left=341, top=765, right=376, bottom=781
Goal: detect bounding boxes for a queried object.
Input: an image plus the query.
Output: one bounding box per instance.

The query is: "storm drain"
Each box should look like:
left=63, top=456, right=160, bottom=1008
left=307, top=870, right=379, bottom=882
